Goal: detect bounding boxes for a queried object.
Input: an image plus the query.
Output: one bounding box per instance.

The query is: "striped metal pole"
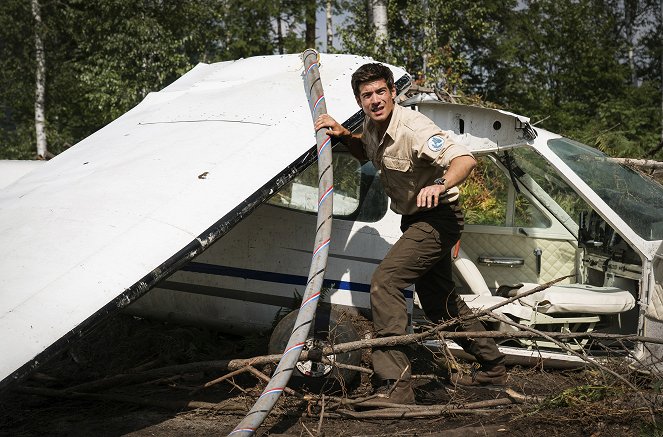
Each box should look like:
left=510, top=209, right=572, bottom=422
left=229, top=49, right=334, bottom=436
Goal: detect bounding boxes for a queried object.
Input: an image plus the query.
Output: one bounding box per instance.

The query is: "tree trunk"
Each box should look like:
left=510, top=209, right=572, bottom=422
left=660, top=0, right=663, bottom=142
left=31, top=0, right=48, bottom=159
left=370, top=0, right=388, bottom=42
left=276, top=11, right=284, bottom=54
left=367, top=0, right=373, bottom=27
left=305, top=0, right=316, bottom=49
left=326, top=0, right=333, bottom=51
left=624, top=0, right=638, bottom=87
left=422, top=0, right=430, bottom=82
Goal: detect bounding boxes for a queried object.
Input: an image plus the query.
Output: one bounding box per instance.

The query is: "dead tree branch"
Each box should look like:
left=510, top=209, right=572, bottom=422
left=609, top=157, right=663, bottom=171
left=483, top=310, right=658, bottom=424
left=51, top=275, right=663, bottom=399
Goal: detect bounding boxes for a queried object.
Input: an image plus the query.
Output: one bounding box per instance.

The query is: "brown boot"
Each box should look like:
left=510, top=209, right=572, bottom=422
left=359, top=380, right=416, bottom=407
left=450, top=363, right=507, bottom=387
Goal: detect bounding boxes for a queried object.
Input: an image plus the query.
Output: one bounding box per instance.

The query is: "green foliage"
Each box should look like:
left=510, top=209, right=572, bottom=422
left=542, top=385, right=614, bottom=408
left=640, top=422, right=663, bottom=437
left=568, top=81, right=662, bottom=159
left=1, top=0, right=661, bottom=162
left=460, top=157, right=508, bottom=226
left=470, top=0, right=661, bottom=159
left=340, top=0, right=516, bottom=90
left=0, top=0, right=37, bottom=158
left=0, top=0, right=278, bottom=160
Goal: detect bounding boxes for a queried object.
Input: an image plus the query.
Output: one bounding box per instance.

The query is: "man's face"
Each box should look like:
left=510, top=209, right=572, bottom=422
left=355, top=79, right=396, bottom=125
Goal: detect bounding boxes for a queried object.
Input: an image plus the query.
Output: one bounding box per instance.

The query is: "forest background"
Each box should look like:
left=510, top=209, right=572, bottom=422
left=1, top=0, right=662, bottom=162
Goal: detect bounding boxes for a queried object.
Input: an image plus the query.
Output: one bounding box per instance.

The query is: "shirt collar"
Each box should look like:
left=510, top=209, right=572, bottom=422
left=383, top=103, right=402, bottom=143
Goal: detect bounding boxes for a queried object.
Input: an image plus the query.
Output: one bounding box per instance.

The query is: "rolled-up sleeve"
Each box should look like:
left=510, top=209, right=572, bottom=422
left=413, top=131, right=474, bottom=169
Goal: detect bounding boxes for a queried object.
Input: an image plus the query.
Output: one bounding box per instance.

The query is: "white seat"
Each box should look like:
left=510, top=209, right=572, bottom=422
left=450, top=245, right=636, bottom=350
left=515, top=283, right=635, bottom=314
left=452, top=247, right=492, bottom=296
left=460, top=294, right=533, bottom=319
left=452, top=246, right=635, bottom=316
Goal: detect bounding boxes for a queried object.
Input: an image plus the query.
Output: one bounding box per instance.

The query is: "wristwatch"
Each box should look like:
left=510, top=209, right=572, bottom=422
left=434, top=177, right=447, bottom=193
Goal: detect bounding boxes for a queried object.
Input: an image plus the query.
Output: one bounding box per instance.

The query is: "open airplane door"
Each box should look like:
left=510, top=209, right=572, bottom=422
left=0, top=54, right=410, bottom=390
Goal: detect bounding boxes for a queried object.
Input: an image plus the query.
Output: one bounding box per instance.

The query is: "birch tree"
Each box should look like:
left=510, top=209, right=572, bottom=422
left=326, top=0, right=333, bottom=50
left=305, top=0, right=316, bottom=48
left=31, top=0, right=48, bottom=159
left=369, top=0, right=388, bottom=42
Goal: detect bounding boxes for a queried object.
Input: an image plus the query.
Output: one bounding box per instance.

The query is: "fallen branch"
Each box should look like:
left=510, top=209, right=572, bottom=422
left=245, top=366, right=303, bottom=399
left=335, top=407, right=498, bottom=418
left=484, top=309, right=658, bottom=425
left=420, top=330, right=661, bottom=343
left=54, top=275, right=663, bottom=395
left=59, top=326, right=658, bottom=395
left=348, top=397, right=518, bottom=411
left=316, top=394, right=325, bottom=436
left=609, top=157, right=663, bottom=170
left=300, top=421, right=316, bottom=437
left=322, top=275, right=575, bottom=353
left=320, top=356, right=372, bottom=374
left=191, top=365, right=251, bottom=394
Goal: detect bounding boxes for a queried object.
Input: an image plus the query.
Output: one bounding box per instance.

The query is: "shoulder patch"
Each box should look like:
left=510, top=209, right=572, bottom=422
left=427, top=135, right=445, bottom=153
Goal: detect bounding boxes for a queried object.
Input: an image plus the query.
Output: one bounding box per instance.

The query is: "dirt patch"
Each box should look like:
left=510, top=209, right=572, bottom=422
left=1, top=314, right=661, bottom=437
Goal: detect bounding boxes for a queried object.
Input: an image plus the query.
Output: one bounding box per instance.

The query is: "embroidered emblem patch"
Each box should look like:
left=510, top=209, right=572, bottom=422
left=427, top=135, right=445, bottom=152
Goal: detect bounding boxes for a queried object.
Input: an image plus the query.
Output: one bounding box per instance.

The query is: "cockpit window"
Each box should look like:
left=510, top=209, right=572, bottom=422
left=460, top=156, right=551, bottom=228
left=267, top=152, right=362, bottom=217
left=510, top=147, right=586, bottom=228
left=548, top=138, right=663, bottom=240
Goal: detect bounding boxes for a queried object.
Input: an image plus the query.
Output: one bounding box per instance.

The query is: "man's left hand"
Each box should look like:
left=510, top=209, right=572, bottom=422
left=416, top=184, right=447, bottom=209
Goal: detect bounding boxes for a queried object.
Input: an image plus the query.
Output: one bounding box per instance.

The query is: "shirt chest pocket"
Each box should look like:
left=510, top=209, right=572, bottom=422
left=382, top=154, right=415, bottom=198
left=382, top=155, right=411, bottom=173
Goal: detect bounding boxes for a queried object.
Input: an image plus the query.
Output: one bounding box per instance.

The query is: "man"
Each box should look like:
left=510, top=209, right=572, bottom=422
left=314, top=63, right=506, bottom=404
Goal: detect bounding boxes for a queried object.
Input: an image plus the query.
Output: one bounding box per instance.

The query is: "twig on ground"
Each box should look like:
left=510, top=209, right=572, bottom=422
left=503, top=387, right=543, bottom=404
left=245, top=366, right=304, bottom=399
left=58, top=273, right=663, bottom=396
left=316, top=394, right=325, bottom=436
left=41, top=272, right=662, bottom=430
left=320, top=356, right=372, bottom=374
left=224, top=377, right=248, bottom=394
left=484, top=309, right=658, bottom=425
left=191, top=365, right=251, bottom=395
left=410, top=374, right=441, bottom=380
left=300, top=421, right=315, bottom=437
left=349, top=394, right=532, bottom=412
left=386, top=365, right=410, bottom=397
left=335, top=407, right=500, bottom=419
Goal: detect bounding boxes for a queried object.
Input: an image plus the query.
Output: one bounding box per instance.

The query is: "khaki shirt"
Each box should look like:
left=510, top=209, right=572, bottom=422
left=362, top=104, right=473, bottom=216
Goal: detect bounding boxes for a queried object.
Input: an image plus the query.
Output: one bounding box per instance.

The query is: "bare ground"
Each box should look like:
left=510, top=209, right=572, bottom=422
left=1, top=314, right=662, bottom=437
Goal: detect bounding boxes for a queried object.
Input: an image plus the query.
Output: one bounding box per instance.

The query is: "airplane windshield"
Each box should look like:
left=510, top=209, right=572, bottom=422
left=547, top=138, right=663, bottom=241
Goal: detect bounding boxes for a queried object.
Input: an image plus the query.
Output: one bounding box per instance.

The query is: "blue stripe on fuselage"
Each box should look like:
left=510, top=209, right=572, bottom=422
left=181, top=262, right=414, bottom=298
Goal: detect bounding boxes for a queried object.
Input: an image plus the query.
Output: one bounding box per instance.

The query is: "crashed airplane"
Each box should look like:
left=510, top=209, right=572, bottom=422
left=1, top=53, right=663, bottom=390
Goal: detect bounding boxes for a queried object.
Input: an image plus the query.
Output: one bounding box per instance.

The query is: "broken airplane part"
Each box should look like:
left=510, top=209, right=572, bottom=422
left=0, top=160, right=43, bottom=190
left=0, top=53, right=409, bottom=390
left=2, top=54, right=663, bottom=392
left=127, top=99, right=663, bottom=372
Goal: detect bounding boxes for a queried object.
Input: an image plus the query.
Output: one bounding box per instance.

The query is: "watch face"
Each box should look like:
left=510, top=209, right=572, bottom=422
left=435, top=178, right=445, bottom=185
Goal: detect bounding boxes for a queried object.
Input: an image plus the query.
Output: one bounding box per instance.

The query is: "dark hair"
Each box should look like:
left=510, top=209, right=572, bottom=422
left=351, top=63, right=394, bottom=97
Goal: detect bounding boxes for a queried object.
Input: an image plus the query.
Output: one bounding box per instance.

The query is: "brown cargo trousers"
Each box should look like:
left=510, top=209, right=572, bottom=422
left=370, top=205, right=505, bottom=381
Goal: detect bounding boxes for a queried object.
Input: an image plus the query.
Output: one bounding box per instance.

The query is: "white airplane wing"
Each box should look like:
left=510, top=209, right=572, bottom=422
left=0, top=54, right=410, bottom=389
left=0, top=160, right=44, bottom=190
